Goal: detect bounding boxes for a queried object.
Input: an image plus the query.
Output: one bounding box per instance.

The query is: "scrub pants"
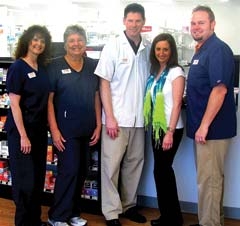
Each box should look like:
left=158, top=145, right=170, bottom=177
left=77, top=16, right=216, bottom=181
left=8, top=126, right=48, bottom=226
left=48, top=136, right=88, bottom=222
left=195, top=139, right=230, bottom=226
left=101, top=126, right=145, bottom=220
left=152, top=128, right=184, bottom=226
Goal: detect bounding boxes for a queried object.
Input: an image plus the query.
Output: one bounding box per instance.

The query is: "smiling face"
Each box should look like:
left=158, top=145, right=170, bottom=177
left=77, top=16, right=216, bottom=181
left=123, top=12, right=145, bottom=40
left=65, top=33, right=86, bottom=57
left=154, top=40, right=171, bottom=67
left=28, top=33, right=46, bottom=56
left=190, top=10, right=215, bottom=44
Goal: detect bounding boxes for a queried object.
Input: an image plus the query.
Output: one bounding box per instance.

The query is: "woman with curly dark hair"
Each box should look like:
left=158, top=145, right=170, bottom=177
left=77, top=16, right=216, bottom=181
left=5, top=25, right=52, bottom=226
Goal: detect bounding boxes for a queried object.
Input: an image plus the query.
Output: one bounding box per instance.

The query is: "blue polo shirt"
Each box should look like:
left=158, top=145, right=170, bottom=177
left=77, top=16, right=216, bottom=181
left=47, top=56, right=99, bottom=138
left=186, top=33, right=236, bottom=139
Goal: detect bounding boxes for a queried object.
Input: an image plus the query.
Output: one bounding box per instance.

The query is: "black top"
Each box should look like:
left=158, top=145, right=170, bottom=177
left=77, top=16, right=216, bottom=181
left=5, top=59, right=49, bottom=131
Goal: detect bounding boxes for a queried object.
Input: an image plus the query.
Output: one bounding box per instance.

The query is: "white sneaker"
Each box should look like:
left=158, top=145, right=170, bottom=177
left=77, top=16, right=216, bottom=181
left=69, top=217, right=87, bottom=226
left=48, top=218, right=70, bottom=226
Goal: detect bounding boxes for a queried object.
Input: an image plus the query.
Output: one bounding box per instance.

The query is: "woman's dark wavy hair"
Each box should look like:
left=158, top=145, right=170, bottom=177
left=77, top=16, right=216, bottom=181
left=14, top=25, right=52, bottom=65
left=150, top=33, right=182, bottom=76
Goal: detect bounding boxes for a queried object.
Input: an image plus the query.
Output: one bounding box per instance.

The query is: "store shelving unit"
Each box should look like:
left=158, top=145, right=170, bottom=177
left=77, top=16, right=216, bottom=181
left=0, top=57, right=12, bottom=199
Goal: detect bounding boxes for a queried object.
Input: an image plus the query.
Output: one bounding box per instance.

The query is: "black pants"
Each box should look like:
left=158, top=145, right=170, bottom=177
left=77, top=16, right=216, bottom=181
left=152, top=128, right=184, bottom=226
left=48, top=136, right=88, bottom=222
left=8, top=126, right=48, bottom=226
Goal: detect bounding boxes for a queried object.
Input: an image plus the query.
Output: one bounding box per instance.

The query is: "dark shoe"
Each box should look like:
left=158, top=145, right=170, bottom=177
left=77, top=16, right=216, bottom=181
left=40, top=222, right=48, bottom=226
left=151, top=217, right=183, bottom=226
left=151, top=217, right=161, bottom=226
left=189, top=224, right=200, bottom=226
left=106, top=219, right=121, bottom=226
left=123, top=207, right=147, bottom=223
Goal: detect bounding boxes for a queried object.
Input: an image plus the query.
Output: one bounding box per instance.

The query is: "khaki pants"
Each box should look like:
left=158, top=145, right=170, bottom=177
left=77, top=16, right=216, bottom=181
left=101, top=126, right=145, bottom=220
left=195, top=139, right=231, bottom=226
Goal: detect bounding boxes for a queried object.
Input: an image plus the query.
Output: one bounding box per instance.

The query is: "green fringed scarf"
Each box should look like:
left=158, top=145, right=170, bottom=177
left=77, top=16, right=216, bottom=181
left=143, top=69, right=169, bottom=142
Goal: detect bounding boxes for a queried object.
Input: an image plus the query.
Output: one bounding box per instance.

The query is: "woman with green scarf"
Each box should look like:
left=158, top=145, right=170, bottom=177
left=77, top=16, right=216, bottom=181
left=143, top=33, right=185, bottom=226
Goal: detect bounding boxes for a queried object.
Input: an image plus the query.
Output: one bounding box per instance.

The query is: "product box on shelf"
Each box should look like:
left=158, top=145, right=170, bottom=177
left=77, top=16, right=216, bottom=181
left=0, top=159, right=8, bottom=169
left=0, top=160, right=10, bottom=183
left=81, top=179, right=98, bottom=200
left=44, top=170, right=56, bottom=193
left=0, top=169, right=11, bottom=183
left=91, top=180, right=98, bottom=200
left=0, top=140, right=9, bottom=157
left=0, top=68, right=7, bottom=83
left=89, top=150, right=98, bottom=172
left=0, top=166, right=8, bottom=173
left=47, top=145, right=54, bottom=162
left=0, top=115, right=7, bottom=131
left=0, top=94, right=9, bottom=108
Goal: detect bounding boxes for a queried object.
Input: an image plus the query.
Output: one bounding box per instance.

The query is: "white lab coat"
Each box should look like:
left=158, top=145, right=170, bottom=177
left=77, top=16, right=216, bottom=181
left=95, top=32, right=151, bottom=127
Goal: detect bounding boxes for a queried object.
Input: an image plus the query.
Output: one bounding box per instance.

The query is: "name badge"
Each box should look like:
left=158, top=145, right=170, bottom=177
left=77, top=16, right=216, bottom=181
left=61, top=68, right=71, bottom=74
left=193, top=59, right=199, bottom=65
left=121, top=58, right=129, bottom=64
left=28, top=72, right=36, bottom=78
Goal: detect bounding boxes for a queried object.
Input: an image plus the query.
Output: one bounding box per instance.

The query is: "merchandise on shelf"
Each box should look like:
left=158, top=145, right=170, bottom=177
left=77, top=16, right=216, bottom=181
left=0, top=140, right=8, bottom=157
left=0, top=159, right=8, bottom=170
left=44, top=170, right=56, bottom=193
left=46, top=145, right=57, bottom=163
left=81, top=179, right=98, bottom=200
left=0, top=160, right=11, bottom=183
left=0, top=115, right=7, bottom=131
left=0, top=68, right=7, bottom=83
left=0, top=170, right=11, bottom=183
left=0, top=93, right=10, bottom=107
left=89, top=150, right=98, bottom=172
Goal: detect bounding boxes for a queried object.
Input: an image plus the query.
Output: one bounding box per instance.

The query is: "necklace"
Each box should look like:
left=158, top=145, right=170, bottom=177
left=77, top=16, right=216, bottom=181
left=65, top=55, right=83, bottom=72
left=22, top=56, right=38, bottom=71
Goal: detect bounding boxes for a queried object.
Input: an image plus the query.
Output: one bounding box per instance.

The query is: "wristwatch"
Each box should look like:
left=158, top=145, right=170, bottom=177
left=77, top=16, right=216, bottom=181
left=167, top=127, right=175, bottom=133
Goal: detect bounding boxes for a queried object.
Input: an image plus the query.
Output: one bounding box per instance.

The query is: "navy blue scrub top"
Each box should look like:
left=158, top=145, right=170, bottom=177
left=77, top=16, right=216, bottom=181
left=47, top=56, right=99, bottom=138
left=5, top=59, right=50, bottom=131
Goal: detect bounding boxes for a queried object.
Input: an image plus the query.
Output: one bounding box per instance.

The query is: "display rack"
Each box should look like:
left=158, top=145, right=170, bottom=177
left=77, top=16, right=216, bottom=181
left=0, top=57, right=11, bottom=195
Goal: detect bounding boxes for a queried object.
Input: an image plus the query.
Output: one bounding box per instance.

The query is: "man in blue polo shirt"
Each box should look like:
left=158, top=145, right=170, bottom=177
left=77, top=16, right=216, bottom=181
left=186, top=5, right=237, bottom=226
